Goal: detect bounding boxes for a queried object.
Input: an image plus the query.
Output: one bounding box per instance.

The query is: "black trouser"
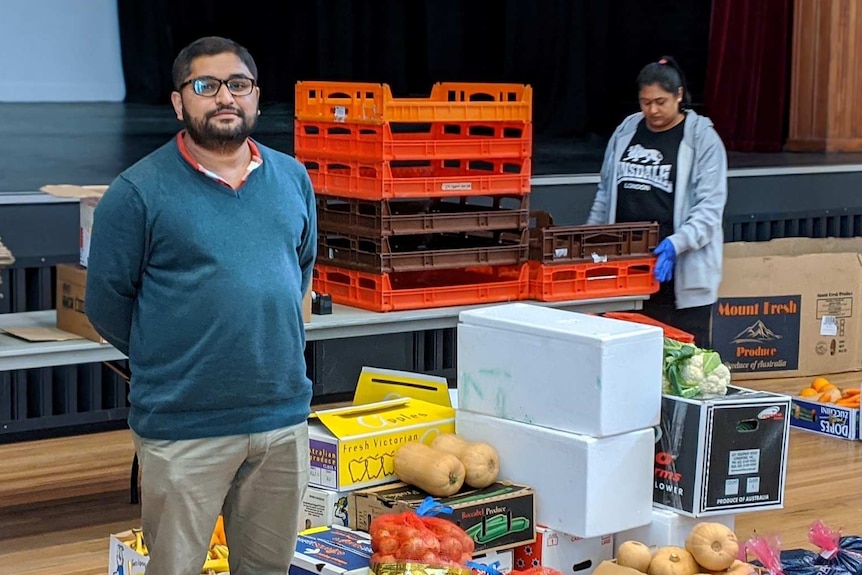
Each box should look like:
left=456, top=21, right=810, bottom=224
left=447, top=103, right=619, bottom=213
left=641, top=280, right=713, bottom=348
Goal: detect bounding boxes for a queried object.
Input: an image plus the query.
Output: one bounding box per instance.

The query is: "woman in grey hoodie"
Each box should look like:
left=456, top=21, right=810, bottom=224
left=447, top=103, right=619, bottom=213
left=587, top=56, right=728, bottom=346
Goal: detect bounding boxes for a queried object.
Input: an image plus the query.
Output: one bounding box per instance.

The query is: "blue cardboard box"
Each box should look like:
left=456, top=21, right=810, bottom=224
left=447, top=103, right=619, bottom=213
left=790, top=397, right=860, bottom=440
left=290, top=526, right=372, bottom=575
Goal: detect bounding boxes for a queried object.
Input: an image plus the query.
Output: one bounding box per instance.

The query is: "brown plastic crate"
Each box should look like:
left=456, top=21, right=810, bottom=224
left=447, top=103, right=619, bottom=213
left=295, top=119, right=532, bottom=162
left=300, top=156, right=531, bottom=200
left=316, top=195, right=529, bottom=236
left=529, top=212, right=659, bottom=264
left=318, top=229, right=528, bottom=273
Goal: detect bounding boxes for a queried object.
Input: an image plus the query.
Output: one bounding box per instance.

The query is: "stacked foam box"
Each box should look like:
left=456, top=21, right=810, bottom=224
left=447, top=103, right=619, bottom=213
left=455, top=302, right=663, bottom=556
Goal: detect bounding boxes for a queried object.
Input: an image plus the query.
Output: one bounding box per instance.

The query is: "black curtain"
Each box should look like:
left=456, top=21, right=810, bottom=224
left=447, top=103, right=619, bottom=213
left=118, top=0, right=712, bottom=139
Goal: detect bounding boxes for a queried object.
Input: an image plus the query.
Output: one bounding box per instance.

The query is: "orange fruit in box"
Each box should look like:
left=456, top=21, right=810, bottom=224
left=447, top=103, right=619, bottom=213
left=799, top=387, right=819, bottom=397
left=811, top=377, right=832, bottom=392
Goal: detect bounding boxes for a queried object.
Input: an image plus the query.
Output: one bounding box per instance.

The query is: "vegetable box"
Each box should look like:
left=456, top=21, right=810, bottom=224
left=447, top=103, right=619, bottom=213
left=455, top=409, right=654, bottom=539
left=349, top=481, right=536, bottom=554
left=108, top=531, right=148, bottom=575
left=457, top=302, right=663, bottom=438
left=308, top=367, right=455, bottom=492
left=789, top=396, right=861, bottom=440
left=654, top=386, right=791, bottom=516
left=290, top=526, right=372, bottom=575
left=300, top=486, right=352, bottom=530
left=513, top=527, right=613, bottom=575
left=308, top=397, right=455, bottom=491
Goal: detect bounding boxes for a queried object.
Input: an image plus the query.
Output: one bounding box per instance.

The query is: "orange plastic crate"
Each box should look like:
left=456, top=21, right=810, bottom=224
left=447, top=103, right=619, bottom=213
left=295, top=119, right=532, bottom=162
left=602, top=312, right=696, bottom=343
left=528, top=258, right=659, bottom=302
left=295, top=81, right=533, bottom=124
left=313, top=263, right=528, bottom=312
left=300, top=156, right=531, bottom=200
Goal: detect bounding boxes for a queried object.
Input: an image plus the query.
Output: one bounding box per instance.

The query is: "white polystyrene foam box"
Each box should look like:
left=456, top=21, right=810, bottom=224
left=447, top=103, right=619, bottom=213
left=455, top=409, right=654, bottom=538
left=457, top=302, right=663, bottom=437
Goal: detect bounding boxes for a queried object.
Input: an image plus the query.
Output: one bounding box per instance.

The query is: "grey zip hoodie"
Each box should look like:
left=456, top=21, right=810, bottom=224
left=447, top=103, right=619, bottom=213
left=587, top=110, right=727, bottom=309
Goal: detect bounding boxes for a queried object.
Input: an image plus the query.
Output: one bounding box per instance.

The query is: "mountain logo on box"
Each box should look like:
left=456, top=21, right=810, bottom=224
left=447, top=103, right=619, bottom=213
left=713, top=295, right=801, bottom=373
left=732, top=320, right=783, bottom=344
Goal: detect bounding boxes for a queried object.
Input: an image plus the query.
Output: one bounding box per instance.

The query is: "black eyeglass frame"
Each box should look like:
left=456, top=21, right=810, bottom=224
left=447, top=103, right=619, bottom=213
left=177, top=76, right=257, bottom=97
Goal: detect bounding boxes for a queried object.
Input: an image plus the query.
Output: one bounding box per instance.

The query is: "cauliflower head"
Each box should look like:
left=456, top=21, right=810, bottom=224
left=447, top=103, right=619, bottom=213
left=663, top=338, right=731, bottom=399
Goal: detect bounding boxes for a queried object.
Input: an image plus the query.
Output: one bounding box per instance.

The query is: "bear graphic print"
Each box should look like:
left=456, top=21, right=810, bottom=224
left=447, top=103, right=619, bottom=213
left=614, top=119, right=685, bottom=239
left=618, top=144, right=672, bottom=193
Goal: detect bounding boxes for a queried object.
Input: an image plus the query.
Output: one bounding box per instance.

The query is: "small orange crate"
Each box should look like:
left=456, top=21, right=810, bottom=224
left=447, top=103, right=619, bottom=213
left=528, top=258, right=659, bottom=302
left=601, top=312, right=695, bottom=343
left=295, top=81, right=532, bottom=124
left=313, top=263, right=528, bottom=312
left=295, top=119, right=532, bottom=162
left=300, top=156, right=531, bottom=200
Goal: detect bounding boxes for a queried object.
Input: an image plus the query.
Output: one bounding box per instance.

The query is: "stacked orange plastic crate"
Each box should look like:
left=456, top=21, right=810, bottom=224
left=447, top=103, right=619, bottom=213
left=526, top=211, right=661, bottom=301
left=294, top=81, right=534, bottom=312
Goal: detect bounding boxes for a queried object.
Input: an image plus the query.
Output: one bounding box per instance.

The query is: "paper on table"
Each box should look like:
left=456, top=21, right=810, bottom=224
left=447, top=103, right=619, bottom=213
left=2, top=327, right=85, bottom=342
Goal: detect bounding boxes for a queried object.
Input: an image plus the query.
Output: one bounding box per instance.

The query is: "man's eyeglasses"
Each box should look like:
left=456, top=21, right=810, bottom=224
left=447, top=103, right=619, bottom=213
left=178, top=76, right=256, bottom=97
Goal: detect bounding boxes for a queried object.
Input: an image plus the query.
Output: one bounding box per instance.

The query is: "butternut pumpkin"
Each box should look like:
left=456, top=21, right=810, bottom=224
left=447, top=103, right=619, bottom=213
left=648, top=547, right=700, bottom=575
left=430, top=433, right=500, bottom=488
left=685, top=523, right=739, bottom=571
left=394, top=442, right=465, bottom=496
left=617, top=540, right=653, bottom=573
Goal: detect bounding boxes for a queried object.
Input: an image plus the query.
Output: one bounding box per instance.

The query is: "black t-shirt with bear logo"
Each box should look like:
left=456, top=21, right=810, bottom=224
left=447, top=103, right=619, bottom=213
left=615, top=119, right=685, bottom=239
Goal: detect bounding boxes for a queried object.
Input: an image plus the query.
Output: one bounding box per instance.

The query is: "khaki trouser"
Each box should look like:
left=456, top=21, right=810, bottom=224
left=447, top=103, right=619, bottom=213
left=132, top=422, right=309, bottom=575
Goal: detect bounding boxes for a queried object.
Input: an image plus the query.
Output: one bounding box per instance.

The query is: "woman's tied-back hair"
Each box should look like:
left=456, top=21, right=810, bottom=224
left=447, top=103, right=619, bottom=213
left=636, top=56, right=690, bottom=108
left=172, top=36, right=258, bottom=90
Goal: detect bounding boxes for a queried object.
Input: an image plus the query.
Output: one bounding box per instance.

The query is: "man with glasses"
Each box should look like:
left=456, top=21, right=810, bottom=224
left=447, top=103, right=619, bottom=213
left=85, top=36, right=316, bottom=575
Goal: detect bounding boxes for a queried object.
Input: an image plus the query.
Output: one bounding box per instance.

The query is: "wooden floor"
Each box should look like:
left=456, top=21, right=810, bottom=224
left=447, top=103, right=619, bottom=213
left=1, top=378, right=861, bottom=574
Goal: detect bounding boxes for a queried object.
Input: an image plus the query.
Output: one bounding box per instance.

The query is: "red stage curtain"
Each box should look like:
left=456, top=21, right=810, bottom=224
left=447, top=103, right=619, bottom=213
left=703, top=0, right=794, bottom=152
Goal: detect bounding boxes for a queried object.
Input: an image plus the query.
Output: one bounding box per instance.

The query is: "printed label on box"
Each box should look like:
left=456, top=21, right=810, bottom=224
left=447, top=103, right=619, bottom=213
left=790, top=398, right=859, bottom=440
left=712, top=295, right=802, bottom=373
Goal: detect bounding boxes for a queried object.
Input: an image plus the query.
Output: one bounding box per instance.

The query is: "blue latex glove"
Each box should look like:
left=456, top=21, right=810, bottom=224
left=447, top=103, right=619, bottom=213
left=654, top=238, right=676, bottom=282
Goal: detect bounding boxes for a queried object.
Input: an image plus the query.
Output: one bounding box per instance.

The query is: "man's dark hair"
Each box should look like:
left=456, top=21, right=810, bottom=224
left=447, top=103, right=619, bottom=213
left=636, top=56, right=691, bottom=107
left=172, top=36, right=258, bottom=90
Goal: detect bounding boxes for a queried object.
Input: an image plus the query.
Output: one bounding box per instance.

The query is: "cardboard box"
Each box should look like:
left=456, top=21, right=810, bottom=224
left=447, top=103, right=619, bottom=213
left=654, top=386, right=791, bottom=516
left=301, top=486, right=352, bottom=529
left=108, top=531, right=148, bottom=575
left=513, top=527, right=613, bottom=575
left=309, top=397, right=455, bottom=491
left=40, top=184, right=108, bottom=268
left=471, top=549, right=514, bottom=574
left=455, top=410, right=654, bottom=538
left=715, top=238, right=862, bottom=379
left=349, top=481, right=536, bottom=554
left=457, top=303, right=663, bottom=437
left=56, top=263, right=107, bottom=344
left=291, top=526, right=372, bottom=575
left=747, top=371, right=862, bottom=441
left=790, top=396, right=860, bottom=440
left=614, top=508, right=735, bottom=553
left=352, top=366, right=451, bottom=407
